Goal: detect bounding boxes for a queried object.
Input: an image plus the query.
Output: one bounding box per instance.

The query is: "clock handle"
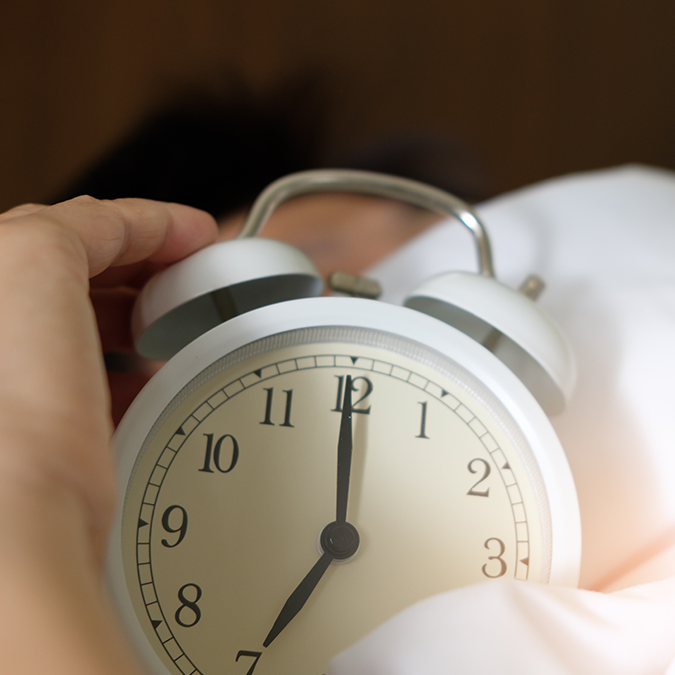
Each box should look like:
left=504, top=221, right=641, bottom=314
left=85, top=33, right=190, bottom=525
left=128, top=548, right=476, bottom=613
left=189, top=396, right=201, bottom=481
left=236, top=169, right=495, bottom=278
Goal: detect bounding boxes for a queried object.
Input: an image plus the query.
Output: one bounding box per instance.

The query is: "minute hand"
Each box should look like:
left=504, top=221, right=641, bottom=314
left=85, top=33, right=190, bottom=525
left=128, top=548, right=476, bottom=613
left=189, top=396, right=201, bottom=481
left=335, top=375, right=354, bottom=524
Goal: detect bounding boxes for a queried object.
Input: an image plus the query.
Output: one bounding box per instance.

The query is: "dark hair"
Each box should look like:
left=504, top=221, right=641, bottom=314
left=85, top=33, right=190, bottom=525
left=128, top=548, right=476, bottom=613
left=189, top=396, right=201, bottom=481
left=55, top=81, right=325, bottom=218
left=55, top=79, right=490, bottom=214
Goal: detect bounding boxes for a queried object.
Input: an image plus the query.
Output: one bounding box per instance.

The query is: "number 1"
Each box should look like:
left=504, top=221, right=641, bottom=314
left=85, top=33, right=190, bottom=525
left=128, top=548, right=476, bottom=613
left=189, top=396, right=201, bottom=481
left=416, top=401, right=429, bottom=439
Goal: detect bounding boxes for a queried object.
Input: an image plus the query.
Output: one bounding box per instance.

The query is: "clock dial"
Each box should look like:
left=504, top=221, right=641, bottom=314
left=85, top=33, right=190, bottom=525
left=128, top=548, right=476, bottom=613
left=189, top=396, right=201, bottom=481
left=120, top=326, right=550, bottom=675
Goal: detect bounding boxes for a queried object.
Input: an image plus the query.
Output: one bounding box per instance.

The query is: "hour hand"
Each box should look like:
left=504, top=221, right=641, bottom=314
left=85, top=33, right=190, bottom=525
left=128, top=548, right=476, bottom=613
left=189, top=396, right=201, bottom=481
left=263, top=550, right=333, bottom=648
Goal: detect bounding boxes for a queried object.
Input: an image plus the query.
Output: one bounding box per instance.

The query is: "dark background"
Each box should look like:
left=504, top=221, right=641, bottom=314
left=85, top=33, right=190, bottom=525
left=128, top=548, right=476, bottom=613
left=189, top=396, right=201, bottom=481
left=2, top=0, right=675, bottom=212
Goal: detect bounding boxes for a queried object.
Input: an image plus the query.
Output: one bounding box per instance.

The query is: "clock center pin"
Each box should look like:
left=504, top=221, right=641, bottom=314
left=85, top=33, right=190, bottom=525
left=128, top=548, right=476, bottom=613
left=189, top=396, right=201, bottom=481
left=320, top=521, right=361, bottom=560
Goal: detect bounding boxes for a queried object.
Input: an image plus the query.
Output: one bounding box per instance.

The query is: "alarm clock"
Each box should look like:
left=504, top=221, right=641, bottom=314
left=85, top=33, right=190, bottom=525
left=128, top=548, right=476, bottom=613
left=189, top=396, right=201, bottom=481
left=106, top=170, right=581, bottom=675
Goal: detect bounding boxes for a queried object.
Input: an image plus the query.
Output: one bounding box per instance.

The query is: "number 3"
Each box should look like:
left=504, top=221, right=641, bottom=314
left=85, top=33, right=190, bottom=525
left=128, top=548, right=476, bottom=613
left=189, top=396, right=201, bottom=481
left=481, top=537, right=507, bottom=578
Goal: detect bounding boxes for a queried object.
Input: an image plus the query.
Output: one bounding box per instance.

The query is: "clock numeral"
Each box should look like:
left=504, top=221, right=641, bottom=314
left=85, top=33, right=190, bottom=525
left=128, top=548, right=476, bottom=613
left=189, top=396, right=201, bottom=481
left=482, top=537, right=507, bottom=578
left=260, top=388, right=294, bottom=427
left=236, top=651, right=262, bottom=675
left=199, top=433, right=239, bottom=473
left=467, top=458, right=491, bottom=497
left=161, top=505, right=188, bottom=547
left=416, top=401, right=430, bottom=438
left=333, top=375, right=372, bottom=414
left=175, top=583, right=202, bottom=627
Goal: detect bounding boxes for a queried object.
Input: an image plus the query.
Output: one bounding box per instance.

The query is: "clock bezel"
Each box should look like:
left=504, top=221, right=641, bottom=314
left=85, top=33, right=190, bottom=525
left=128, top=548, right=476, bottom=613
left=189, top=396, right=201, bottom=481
left=106, top=296, right=581, bottom=675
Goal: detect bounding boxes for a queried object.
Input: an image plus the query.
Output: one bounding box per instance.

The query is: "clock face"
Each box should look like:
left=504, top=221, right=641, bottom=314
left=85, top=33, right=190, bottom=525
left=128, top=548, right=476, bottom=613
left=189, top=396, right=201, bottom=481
left=118, top=324, right=552, bottom=675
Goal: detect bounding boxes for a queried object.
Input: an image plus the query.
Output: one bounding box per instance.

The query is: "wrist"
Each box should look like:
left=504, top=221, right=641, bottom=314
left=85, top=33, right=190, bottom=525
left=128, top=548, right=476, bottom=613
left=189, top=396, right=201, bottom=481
left=0, top=477, right=144, bottom=674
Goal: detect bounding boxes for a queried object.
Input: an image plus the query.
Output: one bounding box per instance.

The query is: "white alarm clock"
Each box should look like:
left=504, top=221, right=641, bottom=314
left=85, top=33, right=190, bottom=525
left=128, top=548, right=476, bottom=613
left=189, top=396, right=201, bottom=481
left=106, top=170, right=581, bottom=675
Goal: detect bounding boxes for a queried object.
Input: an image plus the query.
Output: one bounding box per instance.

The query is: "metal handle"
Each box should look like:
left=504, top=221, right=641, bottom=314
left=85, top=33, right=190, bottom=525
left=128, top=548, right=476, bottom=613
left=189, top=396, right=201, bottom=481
left=236, top=169, right=495, bottom=277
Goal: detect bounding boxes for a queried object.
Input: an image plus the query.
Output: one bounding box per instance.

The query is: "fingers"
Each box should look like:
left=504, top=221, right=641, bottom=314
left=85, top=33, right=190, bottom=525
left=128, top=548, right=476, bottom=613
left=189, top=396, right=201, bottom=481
left=56, top=196, right=219, bottom=276
left=0, top=203, right=47, bottom=222
left=90, top=260, right=165, bottom=290
left=4, top=196, right=219, bottom=279
left=0, top=196, right=218, bottom=582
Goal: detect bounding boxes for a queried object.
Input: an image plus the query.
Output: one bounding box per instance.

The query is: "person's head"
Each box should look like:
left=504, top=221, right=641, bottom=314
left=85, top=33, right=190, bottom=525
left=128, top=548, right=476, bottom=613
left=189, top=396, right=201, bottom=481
left=56, top=79, right=490, bottom=275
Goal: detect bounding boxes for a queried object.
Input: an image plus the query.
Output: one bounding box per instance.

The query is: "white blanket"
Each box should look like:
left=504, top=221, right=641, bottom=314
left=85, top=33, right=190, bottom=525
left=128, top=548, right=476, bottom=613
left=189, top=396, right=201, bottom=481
left=328, top=165, right=675, bottom=674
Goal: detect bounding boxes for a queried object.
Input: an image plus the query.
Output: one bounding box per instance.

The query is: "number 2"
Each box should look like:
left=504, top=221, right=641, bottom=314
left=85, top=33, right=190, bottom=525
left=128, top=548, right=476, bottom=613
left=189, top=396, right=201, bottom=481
left=467, top=458, right=491, bottom=497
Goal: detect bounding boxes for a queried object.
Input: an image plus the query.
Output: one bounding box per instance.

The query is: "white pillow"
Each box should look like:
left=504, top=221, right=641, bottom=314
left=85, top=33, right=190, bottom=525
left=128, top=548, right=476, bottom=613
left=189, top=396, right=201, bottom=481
left=328, top=165, right=675, bottom=674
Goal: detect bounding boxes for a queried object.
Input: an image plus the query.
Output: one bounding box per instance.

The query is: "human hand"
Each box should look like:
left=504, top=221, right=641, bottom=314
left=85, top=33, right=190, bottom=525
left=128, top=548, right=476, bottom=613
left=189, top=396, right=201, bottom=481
left=0, top=197, right=217, bottom=674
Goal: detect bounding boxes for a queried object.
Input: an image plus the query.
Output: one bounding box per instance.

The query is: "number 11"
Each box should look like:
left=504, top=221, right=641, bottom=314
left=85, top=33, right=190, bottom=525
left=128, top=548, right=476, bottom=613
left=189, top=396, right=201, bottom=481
left=260, top=388, right=294, bottom=427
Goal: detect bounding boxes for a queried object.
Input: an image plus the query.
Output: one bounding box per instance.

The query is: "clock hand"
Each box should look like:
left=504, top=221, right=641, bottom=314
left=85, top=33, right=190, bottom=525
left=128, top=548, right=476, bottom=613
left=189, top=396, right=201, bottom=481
left=321, top=373, right=360, bottom=560
left=263, top=376, right=360, bottom=649
left=263, top=550, right=334, bottom=648
left=335, top=374, right=354, bottom=524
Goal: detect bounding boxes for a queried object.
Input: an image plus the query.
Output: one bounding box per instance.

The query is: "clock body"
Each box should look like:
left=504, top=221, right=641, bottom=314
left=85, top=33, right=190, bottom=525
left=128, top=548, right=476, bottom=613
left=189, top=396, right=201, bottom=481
left=106, top=296, right=580, bottom=675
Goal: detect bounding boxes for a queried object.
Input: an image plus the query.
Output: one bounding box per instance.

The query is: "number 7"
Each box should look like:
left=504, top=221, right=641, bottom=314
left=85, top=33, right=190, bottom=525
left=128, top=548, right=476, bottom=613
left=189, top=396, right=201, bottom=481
left=236, top=651, right=262, bottom=675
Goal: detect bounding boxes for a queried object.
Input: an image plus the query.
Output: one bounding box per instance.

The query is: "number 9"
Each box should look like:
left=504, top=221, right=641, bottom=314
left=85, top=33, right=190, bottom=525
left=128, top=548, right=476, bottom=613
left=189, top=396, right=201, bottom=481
left=161, top=504, right=188, bottom=548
